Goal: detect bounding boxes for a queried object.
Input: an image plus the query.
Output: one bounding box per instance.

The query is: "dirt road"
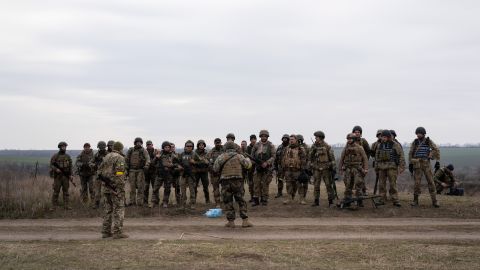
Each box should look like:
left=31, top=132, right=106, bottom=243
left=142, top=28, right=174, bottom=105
left=1, top=217, right=479, bottom=241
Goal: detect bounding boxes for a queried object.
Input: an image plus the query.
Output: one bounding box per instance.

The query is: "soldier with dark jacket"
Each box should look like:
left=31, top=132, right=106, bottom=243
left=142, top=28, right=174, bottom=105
left=152, top=141, right=180, bottom=208
left=250, top=130, right=276, bottom=206
left=49, top=141, right=73, bottom=210
left=245, top=135, right=257, bottom=201
left=193, top=140, right=210, bottom=204
left=125, top=137, right=150, bottom=207
left=170, top=143, right=182, bottom=205
left=310, top=131, right=336, bottom=207
left=90, top=141, right=109, bottom=209
left=179, top=140, right=197, bottom=209
left=207, top=138, right=225, bottom=208
left=143, top=140, right=157, bottom=206
left=75, top=143, right=95, bottom=205
left=274, top=134, right=290, bottom=198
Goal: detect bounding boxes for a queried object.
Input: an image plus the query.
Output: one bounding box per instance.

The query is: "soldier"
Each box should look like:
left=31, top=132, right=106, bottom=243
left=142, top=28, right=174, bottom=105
left=250, top=130, right=276, bottom=206
left=282, top=135, right=307, bottom=205
left=207, top=138, right=225, bottom=208
left=371, top=129, right=383, bottom=194
left=75, top=143, right=95, bottom=205
left=390, top=130, right=403, bottom=148
left=213, top=142, right=253, bottom=228
left=226, top=133, right=241, bottom=153
left=352, top=126, right=371, bottom=158
left=90, top=141, right=109, bottom=209
left=152, top=141, right=180, bottom=208
left=339, top=133, right=369, bottom=207
left=125, top=137, right=150, bottom=207
left=375, top=130, right=406, bottom=207
left=408, top=127, right=441, bottom=207
left=143, top=140, right=157, bottom=206
left=310, top=131, right=336, bottom=207
left=49, top=141, right=74, bottom=210
left=107, top=140, right=115, bottom=153
left=192, top=140, right=211, bottom=204
left=245, top=135, right=257, bottom=202
left=98, top=141, right=128, bottom=239
left=241, top=140, right=247, bottom=153
left=435, top=164, right=457, bottom=194
left=178, top=140, right=197, bottom=209
left=297, top=134, right=310, bottom=200
left=170, top=143, right=182, bottom=205
left=273, top=134, right=289, bottom=198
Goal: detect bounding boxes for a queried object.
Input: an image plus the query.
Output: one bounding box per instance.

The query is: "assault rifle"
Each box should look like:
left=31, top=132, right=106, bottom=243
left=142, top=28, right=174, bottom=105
left=52, top=162, right=76, bottom=187
left=338, top=195, right=383, bottom=209
left=98, top=174, right=118, bottom=195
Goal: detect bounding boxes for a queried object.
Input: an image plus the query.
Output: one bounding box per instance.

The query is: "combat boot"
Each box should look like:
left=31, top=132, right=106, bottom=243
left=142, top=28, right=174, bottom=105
left=190, top=203, right=196, bottom=210
left=328, top=199, right=334, bottom=207
left=432, top=200, right=440, bottom=208
left=393, top=201, right=402, bottom=207
left=113, top=233, right=129, bottom=239
left=283, top=197, right=290, bottom=205
left=410, top=195, right=419, bottom=207
left=162, top=202, right=168, bottom=208
left=242, top=219, right=253, bottom=228
left=251, top=197, right=260, bottom=207
left=311, top=198, right=319, bottom=207
left=261, top=198, right=268, bottom=206
left=225, top=220, right=235, bottom=228
left=102, top=232, right=112, bottom=238
left=357, top=200, right=364, bottom=208
left=275, top=188, right=283, bottom=198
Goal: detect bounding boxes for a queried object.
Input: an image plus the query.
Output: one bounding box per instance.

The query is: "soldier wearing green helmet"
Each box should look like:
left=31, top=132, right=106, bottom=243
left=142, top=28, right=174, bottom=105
left=49, top=141, right=73, bottom=210
left=250, top=130, right=276, bottom=206
left=310, top=131, right=336, bottom=207
left=125, top=137, right=150, bottom=207
left=90, top=141, right=109, bottom=209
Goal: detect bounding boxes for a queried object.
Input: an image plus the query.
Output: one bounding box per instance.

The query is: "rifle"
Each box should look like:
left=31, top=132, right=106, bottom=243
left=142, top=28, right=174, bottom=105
left=52, top=161, right=76, bottom=187
left=331, top=170, right=339, bottom=200
left=98, top=174, right=118, bottom=195
left=338, top=195, right=383, bottom=209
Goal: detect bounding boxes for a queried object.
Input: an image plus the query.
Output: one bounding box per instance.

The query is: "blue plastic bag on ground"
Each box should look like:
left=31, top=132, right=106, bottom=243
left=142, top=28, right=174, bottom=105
left=205, top=208, right=223, bottom=218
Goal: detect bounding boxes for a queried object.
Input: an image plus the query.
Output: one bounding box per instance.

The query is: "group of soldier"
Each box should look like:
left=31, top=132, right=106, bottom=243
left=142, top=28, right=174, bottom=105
left=49, top=125, right=459, bottom=238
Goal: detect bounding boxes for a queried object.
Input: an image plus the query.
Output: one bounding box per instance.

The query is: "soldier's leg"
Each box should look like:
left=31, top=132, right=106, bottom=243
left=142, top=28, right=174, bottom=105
left=137, top=171, right=145, bottom=206
left=152, top=176, right=162, bottom=206
left=61, top=176, right=70, bottom=208
left=210, top=173, right=221, bottom=205
left=261, top=172, right=272, bottom=203
left=379, top=170, right=388, bottom=202
left=388, top=169, right=399, bottom=204
left=252, top=172, right=261, bottom=205
left=221, top=181, right=235, bottom=221
left=413, top=168, right=423, bottom=196
left=174, top=176, right=181, bottom=205
left=112, top=191, right=125, bottom=235
left=343, top=169, right=354, bottom=199
left=102, top=193, right=113, bottom=235
left=424, top=165, right=438, bottom=205
left=354, top=171, right=364, bottom=198
left=323, top=170, right=334, bottom=202
left=248, top=171, right=255, bottom=200
left=128, top=172, right=137, bottom=205
left=80, top=176, right=88, bottom=203
left=52, top=176, right=62, bottom=206
left=194, top=174, right=201, bottom=200
left=233, top=179, right=248, bottom=220
left=163, top=176, right=172, bottom=206
left=277, top=177, right=284, bottom=198
left=87, top=176, right=95, bottom=203
left=188, top=176, right=197, bottom=205
left=312, top=171, right=321, bottom=201
left=179, top=176, right=187, bottom=207
left=200, top=172, right=210, bottom=203
left=94, top=178, right=102, bottom=207
left=143, top=173, right=152, bottom=205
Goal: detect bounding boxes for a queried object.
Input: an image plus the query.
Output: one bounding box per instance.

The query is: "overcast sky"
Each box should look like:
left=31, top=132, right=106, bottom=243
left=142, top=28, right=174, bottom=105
left=1, top=0, right=479, bottom=149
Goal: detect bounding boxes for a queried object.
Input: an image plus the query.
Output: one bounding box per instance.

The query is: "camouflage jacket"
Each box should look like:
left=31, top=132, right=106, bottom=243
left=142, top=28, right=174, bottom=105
left=192, top=149, right=210, bottom=173
left=153, top=150, right=180, bottom=177
left=310, top=141, right=336, bottom=171
left=145, top=148, right=158, bottom=175
left=213, top=150, right=252, bottom=180
left=89, top=149, right=108, bottom=174
left=370, top=139, right=381, bottom=160
left=375, top=141, right=406, bottom=170
left=356, top=138, right=371, bottom=159
left=251, top=141, right=276, bottom=170
left=75, top=149, right=94, bottom=176
left=98, top=151, right=126, bottom=194
left=281, top=144, right=307, bottom=171
left=339, top=143, right=368, bottom=170
left=50, top=152, right=73, bottom=177
left=274, top=143, right=288, bottom=172
left=125, top=146, right=151, bottom=171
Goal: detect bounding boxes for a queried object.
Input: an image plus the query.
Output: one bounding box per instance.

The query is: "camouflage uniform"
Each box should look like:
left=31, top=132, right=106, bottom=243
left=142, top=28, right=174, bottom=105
left=207, top=144, right=225, bottom=206
left=339, top=139, right=369, bottom=200
left=310, top=140, right=336, bottom=204
left=282, top=142, right=307, bottom=203
left=245, top=142, right=256, bottom=200
left=408, top=136, right=440, bottom=205
left=375, top=139, right=405, bottom=205
left=213, top=145, right=252, bottom=223
left=171, top=151, right=182, bottom=205
left=179, top=147, right=197, bottom=208
left=144, top=147, right=157, bottom=205
left=125, top=146, right=150, bottom=206
left=251, top=140, right=276, bottom=205
left=75, top=148, right=95, bottom=204
left=152, top=150, right=180, bottom=207
left=434, top=166, right=455, bottom=194
left=193, top=145, right=210, bottom=203
left=90, top=145, right=108, bottom=208
left=298, top=140, right=310, bottom=199
left=50, top=148, right=73, bottom=209
left=273, top=135, right=290, bottom=198
left=98, top=148, right=126, bottom=236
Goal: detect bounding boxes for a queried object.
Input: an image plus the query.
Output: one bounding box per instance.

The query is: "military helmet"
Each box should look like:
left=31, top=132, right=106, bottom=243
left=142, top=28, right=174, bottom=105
left=250, top=134, right=257, bottom=140
left=224, top=141, right=236, bottom=150
left=83, top=142, right=91, bottom=148
left=113, top=141, right=124, bottom=152
left=107, top=140, right=115, bottom=147
left=197, top=139, right=206, bottom=147
left=297, top=134, right=304, bottom=142
left=389, top=130, right=397, bottom=137
left=214, top=138, right=221, bottom=143
left=282, top=134, right=290, bottom=140
left=381, top=130, right=392, bottom=137
left=352, top=125, right=363, bottom=134
left=376, top=129, right=383, bottom=136
left=226, top=133, right=235, bottom=140
left=447, top=164, right=454, bottom=171
left=161, top=141, right=171, bottom=149
left=346, top=133, right=356, bottom=140
left=185, top=140, right=194, bottom=147
left=259, top=130, right=270, bottom=137
left=134, top=137, right=143, bottom=144
left=146, top=140, right=153, bottom=145
left=415, top=127, right=426, bottom=135
left=97, top=141, right=107, bottom=149
left=58, top=141, right=68, bottom=148
left=314, top=131, right=325, bottom=139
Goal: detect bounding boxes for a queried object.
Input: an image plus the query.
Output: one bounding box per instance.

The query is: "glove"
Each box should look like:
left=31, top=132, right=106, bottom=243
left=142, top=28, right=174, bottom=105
left=408, top=164, right=414, bottom=174
left=434, top=161, right=440, bottom=171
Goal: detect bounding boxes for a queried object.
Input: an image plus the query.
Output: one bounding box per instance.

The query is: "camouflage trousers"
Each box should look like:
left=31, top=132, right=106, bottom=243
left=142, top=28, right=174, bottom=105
left=253, top=170, right=273, bottom=201
left=284, top=170, right=302, bottom=199
left=180, top=175, right=196, bottom=206
left=413, top=160, right=437, bottom=200
left=378, top=168, right=399, bottom=203
left=313, top=169, right=334, bottom=201
left=172, top=175, right=181, bottom=205
left=93, top=177, right=103, bottom=204
left=209, top=172, right=222, bottom=204
left=80, top=175, right=94, bottom=204
left=128, top=169, right=145, bottom=206
left=343, top=167, right=364, bottom=198
left=52, top=175, right=70, bottom=206
left=143, top=171, right=156, bottom=205
left=221, top=178, right=248, bottom=221
left=276, top=170, right=285, bottom=194
left=102, top=190, right=125, bottom=235
left=247, top=169, right=255, bottom=198
left=195, top=172, right=210, bottom=203
left=153, top=174, right=174, bottom=204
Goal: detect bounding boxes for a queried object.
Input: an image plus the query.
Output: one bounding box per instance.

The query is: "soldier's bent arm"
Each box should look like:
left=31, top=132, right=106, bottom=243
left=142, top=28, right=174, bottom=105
left=212, top=155, right=223, bottom=173
left=429, top=139, right=440, bottom=160
left=240, top=155, right=252, bottom=170
left=267, top=144, right=276, bottom=166
left=395, top=143, right=406, bottom=170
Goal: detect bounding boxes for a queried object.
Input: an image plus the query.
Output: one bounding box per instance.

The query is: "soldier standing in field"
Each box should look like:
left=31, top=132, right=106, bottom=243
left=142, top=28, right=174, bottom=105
left=310, top=131, right=336, bottom=207
left=90, top=141, right=108, bottom=209
left=192, top=140, right=211, bottom=204
left=375, top=130, right=406, bottom=207
left=125, top=137, right=150, bottom=207
left=143, top=140, right=157, bottom=206
left=49, top=141, right=74, bottom=210
left=282, top=135, right=308, bottom=205
left=152, top=141, right=180, bottom=208
left=339, top=133, right=369, bottom=207
left=296, top=134, right=310, bottom=200
left=274, top=134, right=290, bottom=198
left=170, top=143, right=182, bottom=205
left=226, top=133, right=242, bottom=153
left=213, top=142, right=253, bottom=228
left=371, top=129, right=383, bottom=194
left=75, top=143, right=95, bottom=205
left=250, top=130, right=276, bottom=206
left=207, top=138, right=225, bottom=208
left=98, top=141, right=128, bottom=239
left=246, top=135, right=257, bottom=202
left=179, top=140, right=197, bottom=209
left=107, top=140, right=115, bottom=153
left=408, top=127, right=441, bottom=208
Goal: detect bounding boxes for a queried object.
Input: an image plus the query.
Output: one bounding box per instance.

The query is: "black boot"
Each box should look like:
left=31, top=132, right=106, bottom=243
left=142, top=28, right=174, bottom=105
left=311, top=198, right=319, bottom=207
left=252, top=197, right=260, bottom=207
left=261, top=198, right=268, bottom=206
left=410, top=195, right=419, bottom=207
left=328, top=199, right=334, bottom=207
